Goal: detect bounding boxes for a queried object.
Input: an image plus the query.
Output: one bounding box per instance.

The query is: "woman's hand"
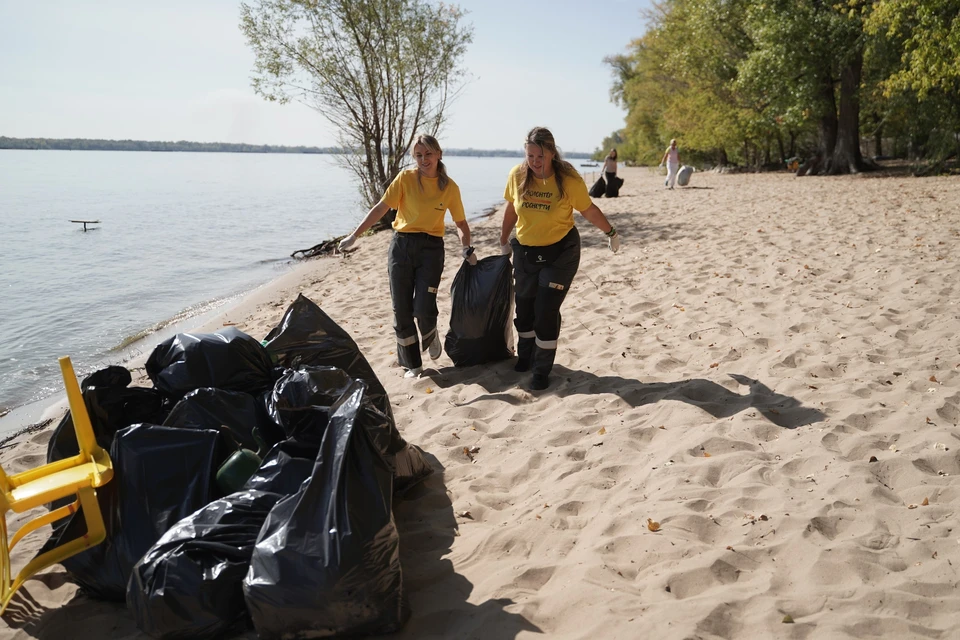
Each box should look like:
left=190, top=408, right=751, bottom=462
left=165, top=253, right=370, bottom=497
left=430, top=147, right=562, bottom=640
left=607, top=228, right=621, bottom=253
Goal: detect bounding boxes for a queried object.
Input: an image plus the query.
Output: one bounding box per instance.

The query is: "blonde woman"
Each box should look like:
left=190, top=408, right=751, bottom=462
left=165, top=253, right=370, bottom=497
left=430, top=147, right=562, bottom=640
left=339, top=134, right=476, bottom=378
left=499, top=127, right=620, bottom=390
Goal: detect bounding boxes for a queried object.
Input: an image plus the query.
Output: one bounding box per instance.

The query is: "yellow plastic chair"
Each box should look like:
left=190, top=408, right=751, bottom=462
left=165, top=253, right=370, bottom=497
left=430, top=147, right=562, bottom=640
left=0, top=356, right=114, bottom=614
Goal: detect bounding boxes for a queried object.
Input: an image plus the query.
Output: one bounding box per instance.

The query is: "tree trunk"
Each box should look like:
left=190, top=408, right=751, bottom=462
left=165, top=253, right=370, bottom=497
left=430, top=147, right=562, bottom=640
left=776, top=131, right=786, bottom=164
left=874, top=115, right=883, bottom=158
left=718, top=147, right=729, bottom=166
left=828, top=48, right=871, bottom=174
left=814, top=74, right=838, bottom=175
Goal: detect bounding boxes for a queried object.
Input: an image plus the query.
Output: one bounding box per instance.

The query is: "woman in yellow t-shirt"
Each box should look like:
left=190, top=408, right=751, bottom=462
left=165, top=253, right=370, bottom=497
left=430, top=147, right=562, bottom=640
left=499, top=127, right=621, bottom=390
left=338, top=134, right=477, bottom=378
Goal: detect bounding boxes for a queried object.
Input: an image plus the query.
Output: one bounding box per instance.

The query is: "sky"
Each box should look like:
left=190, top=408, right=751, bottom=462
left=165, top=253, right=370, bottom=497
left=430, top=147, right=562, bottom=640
left=0, top=0, right=652, bottom=154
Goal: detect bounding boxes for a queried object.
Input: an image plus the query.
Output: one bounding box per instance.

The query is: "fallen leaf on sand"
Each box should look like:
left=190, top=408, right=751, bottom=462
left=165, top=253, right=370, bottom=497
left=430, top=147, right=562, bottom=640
left=658, top=425, right=666, bottom=430
left=783, top=615, right=794, bottom=624
left=930, top=375, right=939, bottom=383
left=709, top=362, right=719, bottom=368
left=922, top=497, right=929, bottom=506
left=908, top=504, right=918, bottom=509
left=425, top=387, right=434, bottom=394
left=598, top=427, right=607, bottom=435
left=463, top=447, right=473, bottom=460
left=703, top=452, right=712, bottom=458
left=869, top=456, right=878, bottom=462
left=647, top=518, right=661, bottom=532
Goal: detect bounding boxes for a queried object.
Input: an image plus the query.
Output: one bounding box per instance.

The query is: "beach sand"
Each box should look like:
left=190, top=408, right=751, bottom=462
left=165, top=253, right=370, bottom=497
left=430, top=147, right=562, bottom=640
left=3, top=165, right=960, bottom=638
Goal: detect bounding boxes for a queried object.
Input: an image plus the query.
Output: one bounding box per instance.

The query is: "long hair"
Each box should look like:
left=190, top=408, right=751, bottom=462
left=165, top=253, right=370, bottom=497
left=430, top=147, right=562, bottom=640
left=607, top=148, right=618, bottom=160
left=520, top=127, right=578, bottom=200
left=413, top=134, right=449, bottom=191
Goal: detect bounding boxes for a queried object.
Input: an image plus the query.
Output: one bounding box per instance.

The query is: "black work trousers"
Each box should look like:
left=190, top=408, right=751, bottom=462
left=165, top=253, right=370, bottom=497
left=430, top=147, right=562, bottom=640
left=388, top=231, right=445, bottom=370
left=510, top=227, right=581, bottom=376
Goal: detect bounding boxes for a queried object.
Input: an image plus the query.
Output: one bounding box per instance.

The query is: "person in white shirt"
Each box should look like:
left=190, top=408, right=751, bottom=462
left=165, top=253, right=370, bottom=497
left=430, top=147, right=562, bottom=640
left=659, top=139, right=680, bottom=190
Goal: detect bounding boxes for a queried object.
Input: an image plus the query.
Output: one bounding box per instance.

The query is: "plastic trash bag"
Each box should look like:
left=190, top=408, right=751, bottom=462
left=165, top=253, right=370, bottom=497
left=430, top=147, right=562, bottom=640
left=163, top=387, right=280, bottom=453
left=263, top=296, right=432, bottom=491
left=242, top=439, right=317, bottom=496
left=243, top=379, right=407, bottom=638
left=677, top=165, right=693, bottom=187
left=146, top=327, right=277, bottom=401
left=46, top=366, right=167, bottom=464
left=50, top=424, right=221, bottom=601
left=605, top=175, right=624, bottom=197
left=588, top=176, right=605, bottom=197
left=127, top=490, right=283, bottom=640
left=262, top=294, right=395, bottom=431
left=444, top=255, right=514, bottom=367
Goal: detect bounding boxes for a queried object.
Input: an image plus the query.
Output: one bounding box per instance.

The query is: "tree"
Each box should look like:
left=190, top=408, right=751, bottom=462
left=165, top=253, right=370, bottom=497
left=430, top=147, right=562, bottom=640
left=240, top=0, right=473, bottom=215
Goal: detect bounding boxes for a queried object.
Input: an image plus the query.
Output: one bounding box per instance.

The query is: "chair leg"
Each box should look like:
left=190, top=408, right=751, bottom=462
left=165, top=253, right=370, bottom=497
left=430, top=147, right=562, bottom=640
left=1, top=488, right=105, bottom=614
left=0, top=514, right=12, bottom=613
left=9, top=499, right=81, bottom=551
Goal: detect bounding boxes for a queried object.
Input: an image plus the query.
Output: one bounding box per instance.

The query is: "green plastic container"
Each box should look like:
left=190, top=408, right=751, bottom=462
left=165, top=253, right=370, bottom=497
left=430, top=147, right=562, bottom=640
left=216, top=448, right=263, bottom=494
left=215, top=427, right=268, bottom=494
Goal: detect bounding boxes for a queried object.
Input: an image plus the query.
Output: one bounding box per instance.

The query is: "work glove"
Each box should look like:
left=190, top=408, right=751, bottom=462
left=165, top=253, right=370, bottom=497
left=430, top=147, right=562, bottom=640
left=463, top=246, right=478, bottom=266
left=606, top=227, right=620, bottom=253
left=338, top=233, right=358, bottom=252
left=500, top=243, right=512, bottom=257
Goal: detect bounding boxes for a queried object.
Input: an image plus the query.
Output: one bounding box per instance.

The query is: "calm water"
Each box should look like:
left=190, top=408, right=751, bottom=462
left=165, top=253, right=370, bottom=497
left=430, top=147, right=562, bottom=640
left=0, top=150, right=523, bottom=413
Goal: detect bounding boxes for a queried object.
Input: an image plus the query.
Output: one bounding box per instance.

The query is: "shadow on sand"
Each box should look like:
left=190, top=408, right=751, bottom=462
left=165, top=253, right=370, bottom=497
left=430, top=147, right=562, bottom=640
left=385, top=452, right=542, bottom=639
left=424, top=361, right=825, bottom=430
left=2, top=465, right=540, bottom=640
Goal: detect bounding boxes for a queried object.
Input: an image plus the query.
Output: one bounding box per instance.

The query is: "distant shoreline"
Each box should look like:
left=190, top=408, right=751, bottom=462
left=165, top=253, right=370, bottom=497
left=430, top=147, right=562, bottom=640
left=0, top=136, right=592, bottom=158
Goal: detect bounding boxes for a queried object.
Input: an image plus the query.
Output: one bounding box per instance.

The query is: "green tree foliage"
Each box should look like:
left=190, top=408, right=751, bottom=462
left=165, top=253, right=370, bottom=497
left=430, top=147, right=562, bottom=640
left=240, top=0, right=473, bottom=209
left=606, top=0, right=960, bottom=175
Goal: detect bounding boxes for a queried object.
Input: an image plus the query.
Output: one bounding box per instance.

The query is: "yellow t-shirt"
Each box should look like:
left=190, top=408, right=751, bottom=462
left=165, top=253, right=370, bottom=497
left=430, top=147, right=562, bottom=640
left=380, top=169, right=466, bottom=237
left=503, top=163, right=593, bottom=246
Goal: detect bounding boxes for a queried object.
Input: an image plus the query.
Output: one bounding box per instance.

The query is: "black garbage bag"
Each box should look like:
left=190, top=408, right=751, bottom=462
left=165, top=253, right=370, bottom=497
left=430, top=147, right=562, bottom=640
left=46, top=365, right=167, bottom=464
left=243, top=379, right=407, bottom=638
left=262, top=295, right=396, bottom=440
left=605, top=175, right=624, bottom=197
left=588, top=175, right=606, bottom=197
left=263, top=296, right=433, bottom=491
left=146, top=327, right=276, bottom=401
left=163, top=387, right=281, bottom=453
left=127, top=490, right=284, bottom=640
left=242, top=439, right=318, bottom=496
left=45, top=366, right=168, bottom=544
left=444, top=255, right=514, bottom=367
left=49, top=424, right=221, bottom=601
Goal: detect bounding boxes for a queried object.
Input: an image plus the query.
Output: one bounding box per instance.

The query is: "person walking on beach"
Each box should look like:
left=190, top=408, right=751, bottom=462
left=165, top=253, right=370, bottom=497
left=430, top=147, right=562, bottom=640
left=660, top=139, right=680, bottom=189
left=338, top=134, right=477, bottom=378
left=603, top=148, right=621, bottom=197
left=603, top=148, right=618, bottom=179
left=499, top=126, right=620, bottom=391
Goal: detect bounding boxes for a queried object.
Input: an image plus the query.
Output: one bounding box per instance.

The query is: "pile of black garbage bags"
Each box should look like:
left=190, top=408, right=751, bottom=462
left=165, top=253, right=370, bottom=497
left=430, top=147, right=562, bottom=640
left=42, top=294, right=432, bottom=639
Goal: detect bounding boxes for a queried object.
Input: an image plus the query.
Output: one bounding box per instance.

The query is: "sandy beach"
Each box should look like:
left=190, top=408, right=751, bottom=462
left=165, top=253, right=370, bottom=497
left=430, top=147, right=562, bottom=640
left=3, top=164, right=960, bottom=639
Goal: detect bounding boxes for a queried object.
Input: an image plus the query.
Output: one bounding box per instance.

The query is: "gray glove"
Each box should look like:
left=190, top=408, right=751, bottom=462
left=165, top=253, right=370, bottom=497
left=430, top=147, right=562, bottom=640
left=463, top=246, right=478, bottom=266
left=338, top=233, right=357, bottom=252
left=500, top=243, right=512, bottom=257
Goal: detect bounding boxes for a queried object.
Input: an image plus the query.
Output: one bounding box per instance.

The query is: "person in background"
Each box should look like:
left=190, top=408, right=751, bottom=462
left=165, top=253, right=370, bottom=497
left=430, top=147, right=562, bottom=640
left=499, top=126, right=620, bottom=391
left=659, top=139, right=680, bottom=189
left=338, top=134, right=477, bottom=378
left=603, top=148, right=618, bottom=179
